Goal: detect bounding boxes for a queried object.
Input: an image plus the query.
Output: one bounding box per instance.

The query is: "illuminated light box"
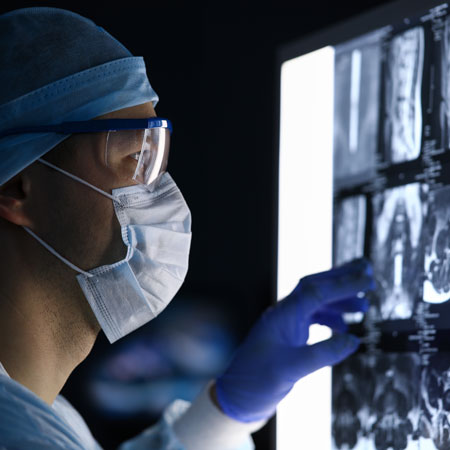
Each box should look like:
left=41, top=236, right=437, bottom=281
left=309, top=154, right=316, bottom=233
left=276, top=1, right=450, bottom=449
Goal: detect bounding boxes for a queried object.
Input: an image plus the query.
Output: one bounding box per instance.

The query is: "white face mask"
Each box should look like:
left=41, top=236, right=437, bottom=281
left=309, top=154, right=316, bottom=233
left=24, top=160, right=192, bottom=343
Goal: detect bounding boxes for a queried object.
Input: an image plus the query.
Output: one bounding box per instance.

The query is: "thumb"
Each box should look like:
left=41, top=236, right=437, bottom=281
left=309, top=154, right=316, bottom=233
left=284, top=334, right=360, bottom=381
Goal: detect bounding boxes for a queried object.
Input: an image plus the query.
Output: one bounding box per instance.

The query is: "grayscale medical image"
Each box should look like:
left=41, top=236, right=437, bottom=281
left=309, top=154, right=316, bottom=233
left=423, top=186, right=450, bottom=304
left=443, top=16, right=450, bottom=150
left=333, top=353, right=421, bottom=450
left=331, top=11, right=450, bottom=450
left=369, top=353, right=421, bottom=450
left=334, top=195, right=367, bottom=266
left=384, top=27, right=424, bottom=164
left=371, top=183, right=427, bottom=320
left=333, top=33, right=382, bottom=187
left=419, top=353, right=450, bottom=449
left=332, top=355, right=370, bottom=450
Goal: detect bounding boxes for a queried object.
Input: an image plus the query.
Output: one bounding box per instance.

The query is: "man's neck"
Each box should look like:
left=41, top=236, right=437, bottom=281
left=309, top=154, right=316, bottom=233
left=0, top=265, right=99, bottom=405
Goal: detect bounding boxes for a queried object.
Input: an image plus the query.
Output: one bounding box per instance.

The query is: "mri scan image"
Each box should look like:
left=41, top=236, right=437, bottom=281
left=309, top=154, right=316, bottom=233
left=442, top=16, right=450, bottom=149
left=423, top=186, right=450, bottom=304
left=419, top=353, right=450, bottom=449
left=334, top=34, right=382, bottom=186
left=332, top=355, right=370, bottom=450
left=384, top=27, right=424, bottom=163
left=334, top=195, right=367, bottom=266
left=330, top=9, right=450, bottom=450
left=372, top=183, right=427, bottom=320
left=368, top=353, right=421, bottom=450
left=333, top=353, right=421, bottom=450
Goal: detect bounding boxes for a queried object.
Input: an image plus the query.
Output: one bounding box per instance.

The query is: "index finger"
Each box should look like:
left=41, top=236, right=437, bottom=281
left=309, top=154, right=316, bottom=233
left=297, top=258, right=375, bottom=316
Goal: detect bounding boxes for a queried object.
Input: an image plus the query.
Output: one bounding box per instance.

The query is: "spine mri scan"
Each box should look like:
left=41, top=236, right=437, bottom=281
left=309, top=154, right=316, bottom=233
left=332, top=5, right=450, bottom=449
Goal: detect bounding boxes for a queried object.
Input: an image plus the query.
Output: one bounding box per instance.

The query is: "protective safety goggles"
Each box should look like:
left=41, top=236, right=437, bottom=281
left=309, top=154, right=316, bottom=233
left=0, top=117, right=172, bottom=188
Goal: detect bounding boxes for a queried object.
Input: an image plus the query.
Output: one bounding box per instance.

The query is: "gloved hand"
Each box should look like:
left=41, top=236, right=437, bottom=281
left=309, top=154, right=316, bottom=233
left=215, top=258, right=375, bottom=423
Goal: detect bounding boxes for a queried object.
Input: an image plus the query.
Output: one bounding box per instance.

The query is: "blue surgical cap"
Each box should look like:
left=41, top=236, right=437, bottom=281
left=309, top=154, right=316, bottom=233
left=0, top=7, right=159, bottom=185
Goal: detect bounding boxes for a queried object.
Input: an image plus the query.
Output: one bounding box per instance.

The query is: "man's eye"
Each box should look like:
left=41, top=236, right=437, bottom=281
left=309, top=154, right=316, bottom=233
left=130, top=152, right=140, bottom=161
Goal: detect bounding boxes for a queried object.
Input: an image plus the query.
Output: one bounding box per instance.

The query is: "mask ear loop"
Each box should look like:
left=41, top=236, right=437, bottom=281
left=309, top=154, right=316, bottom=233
left=22, top=226, right=94, bottom=278
left=37, top=158, right=121, bottom=204
left=23, top=158, right=124, bottom=278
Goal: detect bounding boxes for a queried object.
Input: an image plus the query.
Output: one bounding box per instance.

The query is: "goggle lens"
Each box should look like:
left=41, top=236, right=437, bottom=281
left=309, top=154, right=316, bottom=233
left=133, top=127, right=170, bottom=186
left=106, top=127, right=170, bottom=188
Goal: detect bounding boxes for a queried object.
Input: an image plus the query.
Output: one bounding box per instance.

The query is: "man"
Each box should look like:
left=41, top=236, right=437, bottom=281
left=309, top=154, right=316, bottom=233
left=0, top=7, right=374, bottom=449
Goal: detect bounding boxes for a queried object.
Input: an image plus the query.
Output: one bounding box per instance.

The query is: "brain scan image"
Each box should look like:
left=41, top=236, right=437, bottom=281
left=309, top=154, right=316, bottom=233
left=384, top=27, right=424, bottom=164
left=372, top=183, right=427, bottom=320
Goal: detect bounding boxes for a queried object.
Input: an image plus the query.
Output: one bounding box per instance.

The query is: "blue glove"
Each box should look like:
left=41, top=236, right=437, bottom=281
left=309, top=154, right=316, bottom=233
left=215, top=258, right=375, bottom=423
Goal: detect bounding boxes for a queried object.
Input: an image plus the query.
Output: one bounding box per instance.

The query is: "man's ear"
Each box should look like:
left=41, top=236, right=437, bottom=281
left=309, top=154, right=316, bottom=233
left=0, top=172, right=33, bottom=227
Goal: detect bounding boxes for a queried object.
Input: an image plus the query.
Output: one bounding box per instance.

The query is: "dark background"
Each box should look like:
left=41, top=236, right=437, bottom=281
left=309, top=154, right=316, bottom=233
left=0, top=1, right=396, bottom=449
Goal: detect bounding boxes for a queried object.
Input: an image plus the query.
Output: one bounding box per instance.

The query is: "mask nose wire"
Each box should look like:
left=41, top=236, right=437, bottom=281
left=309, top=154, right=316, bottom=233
left=37, top=158, right=122, bottom=204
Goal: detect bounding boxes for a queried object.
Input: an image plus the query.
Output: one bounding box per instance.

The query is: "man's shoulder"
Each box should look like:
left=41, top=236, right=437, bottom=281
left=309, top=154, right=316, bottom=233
left=0, top=375, right=100, bottom=449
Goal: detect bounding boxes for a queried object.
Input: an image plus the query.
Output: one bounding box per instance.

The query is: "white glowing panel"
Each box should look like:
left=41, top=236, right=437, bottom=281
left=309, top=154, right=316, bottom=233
left=277, top=46, right=335, bottom=450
